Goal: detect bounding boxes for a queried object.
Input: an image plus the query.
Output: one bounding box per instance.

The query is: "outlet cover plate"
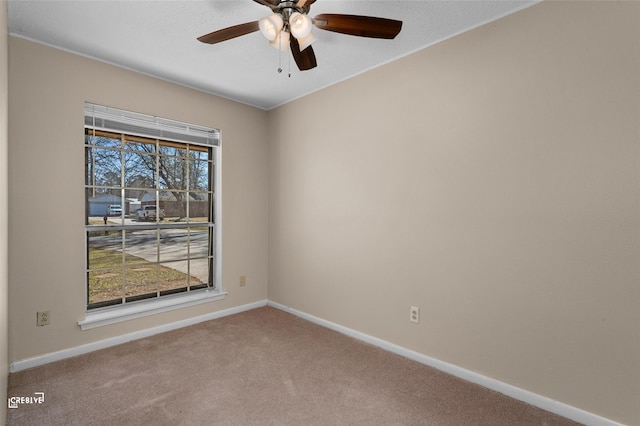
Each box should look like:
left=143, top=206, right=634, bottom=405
left=410, top=306, right=419, bottom=324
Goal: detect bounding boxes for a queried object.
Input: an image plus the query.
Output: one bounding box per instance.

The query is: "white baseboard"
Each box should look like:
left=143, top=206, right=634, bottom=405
left=267, top=301, right=622, bottom=426
left=9, top=299, right=622, bottom=426
left=9, top=300, right=267, bottom=373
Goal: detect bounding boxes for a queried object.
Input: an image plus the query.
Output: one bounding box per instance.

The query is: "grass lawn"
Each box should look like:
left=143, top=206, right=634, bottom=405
left=88, top=247, right=202, bottom=305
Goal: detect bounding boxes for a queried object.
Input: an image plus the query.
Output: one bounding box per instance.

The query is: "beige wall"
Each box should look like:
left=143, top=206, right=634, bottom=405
left=6, top=1, right=640, bottom=424
left=268, top=2, right=639, bottom=424
left=1, top=1, right=9, bottom=423
left=8, top=37, right=269, bottom=361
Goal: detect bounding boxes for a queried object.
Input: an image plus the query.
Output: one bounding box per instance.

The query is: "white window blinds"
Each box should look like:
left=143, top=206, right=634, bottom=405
left=84, top=102, right=220, bottom=147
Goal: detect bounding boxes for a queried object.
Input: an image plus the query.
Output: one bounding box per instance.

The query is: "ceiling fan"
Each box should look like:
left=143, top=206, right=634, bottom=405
left=197, top=0, right=403, bottom=72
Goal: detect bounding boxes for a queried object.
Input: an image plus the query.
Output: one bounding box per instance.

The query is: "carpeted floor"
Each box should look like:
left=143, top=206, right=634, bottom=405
left=7, top=307, right=580, bottom=425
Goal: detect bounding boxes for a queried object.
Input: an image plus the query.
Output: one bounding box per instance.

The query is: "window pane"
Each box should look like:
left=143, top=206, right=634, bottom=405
left=124, top=229, right=158, bottom=265
left=188, top=192, right=211, bottom=222
left=86, top=189, right=123, bottom=225
left=189, top=227, right=210, bottom=258
left=125, top=139, right=156, bottom=153
left=125, top=150, right=156, bottom=191
left=158, top=261, right=189, bottom=293
left=86, top=190, right=122, bottom=224
left=158, top=156, right=188, bottom=191
left=159, top=144, right=187, bottom=158
left=159, top=229, right=189, bottom=262
left=189, top=147, right=210, bottom=161
left=124, top=265, right=158, bottom=301
left=189, top=159, right=210, bottom=191
left=90, top=148, right=122, bottom=188
left=189, top=258, right=211, bottom=287
left=123, top=190, right=143, bottom=221
left=136, top=203, right=166, bottom=223
left=86, top=134, right=121, bottom=149
left=88, top=269, right=122, bottom=305
left=88, top=230, right=122, bottom=269
left=161, top=191, right=187, bottom=219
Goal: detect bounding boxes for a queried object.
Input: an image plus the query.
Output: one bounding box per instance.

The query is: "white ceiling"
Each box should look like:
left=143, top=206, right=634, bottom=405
left=7, top=0, right=538, bottom=110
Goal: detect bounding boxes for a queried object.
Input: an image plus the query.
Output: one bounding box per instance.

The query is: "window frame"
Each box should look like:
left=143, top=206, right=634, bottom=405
left=79, top=104, right=224, bottom=330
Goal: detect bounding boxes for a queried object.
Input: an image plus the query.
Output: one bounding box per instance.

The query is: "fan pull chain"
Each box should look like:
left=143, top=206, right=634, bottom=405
left=277, top=33, right=283, bottom=74
left=273, top=31, right=292, bottom=78
left=278, top=40, right=282, bottom=73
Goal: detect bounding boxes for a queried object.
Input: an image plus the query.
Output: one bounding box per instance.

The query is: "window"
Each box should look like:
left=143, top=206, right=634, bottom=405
left=83, top=103, right=221, bottom=314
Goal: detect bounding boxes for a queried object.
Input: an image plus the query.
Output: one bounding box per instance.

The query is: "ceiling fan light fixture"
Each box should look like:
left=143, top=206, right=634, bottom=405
left=297, top=32, right=316, bottom=51
left=269, top=29, right=290, bottom=52
left=289, top=12, right=312, bottom=39
left=259, top=13, right=284, bottom=41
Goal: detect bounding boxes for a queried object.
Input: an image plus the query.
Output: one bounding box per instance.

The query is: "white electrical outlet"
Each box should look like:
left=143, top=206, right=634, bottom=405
left=37, top=311, right=50, bottom=326
left=410, top=306, right=419, bottom=324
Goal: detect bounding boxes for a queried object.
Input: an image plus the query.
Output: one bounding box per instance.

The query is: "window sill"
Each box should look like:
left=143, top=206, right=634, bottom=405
left=78, top=289, right=227, bottom=330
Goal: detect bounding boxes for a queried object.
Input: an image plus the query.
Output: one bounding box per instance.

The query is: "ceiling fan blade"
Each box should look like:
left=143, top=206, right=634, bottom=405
left=253, top=0, right=279, bottom=7
left=290, top=37, right=317, bottom=71
left=197, top=21, right=260, bottom=44
left=313, top=14, right=402, bottom=39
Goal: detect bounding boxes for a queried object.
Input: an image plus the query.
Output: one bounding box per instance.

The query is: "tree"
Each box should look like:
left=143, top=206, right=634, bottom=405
left=126, top=141, right=210, bottom=219
left=87, top=134, right=211, bottom=219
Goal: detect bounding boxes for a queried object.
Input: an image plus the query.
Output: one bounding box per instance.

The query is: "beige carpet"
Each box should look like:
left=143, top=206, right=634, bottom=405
left=7, top=307, right=580, bottom=425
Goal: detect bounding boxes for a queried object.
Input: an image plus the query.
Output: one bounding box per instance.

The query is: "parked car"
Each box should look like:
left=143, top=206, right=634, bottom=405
left=107, top=205, right=122, bottom=216
left=137, top=205, right=165, bottom=221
